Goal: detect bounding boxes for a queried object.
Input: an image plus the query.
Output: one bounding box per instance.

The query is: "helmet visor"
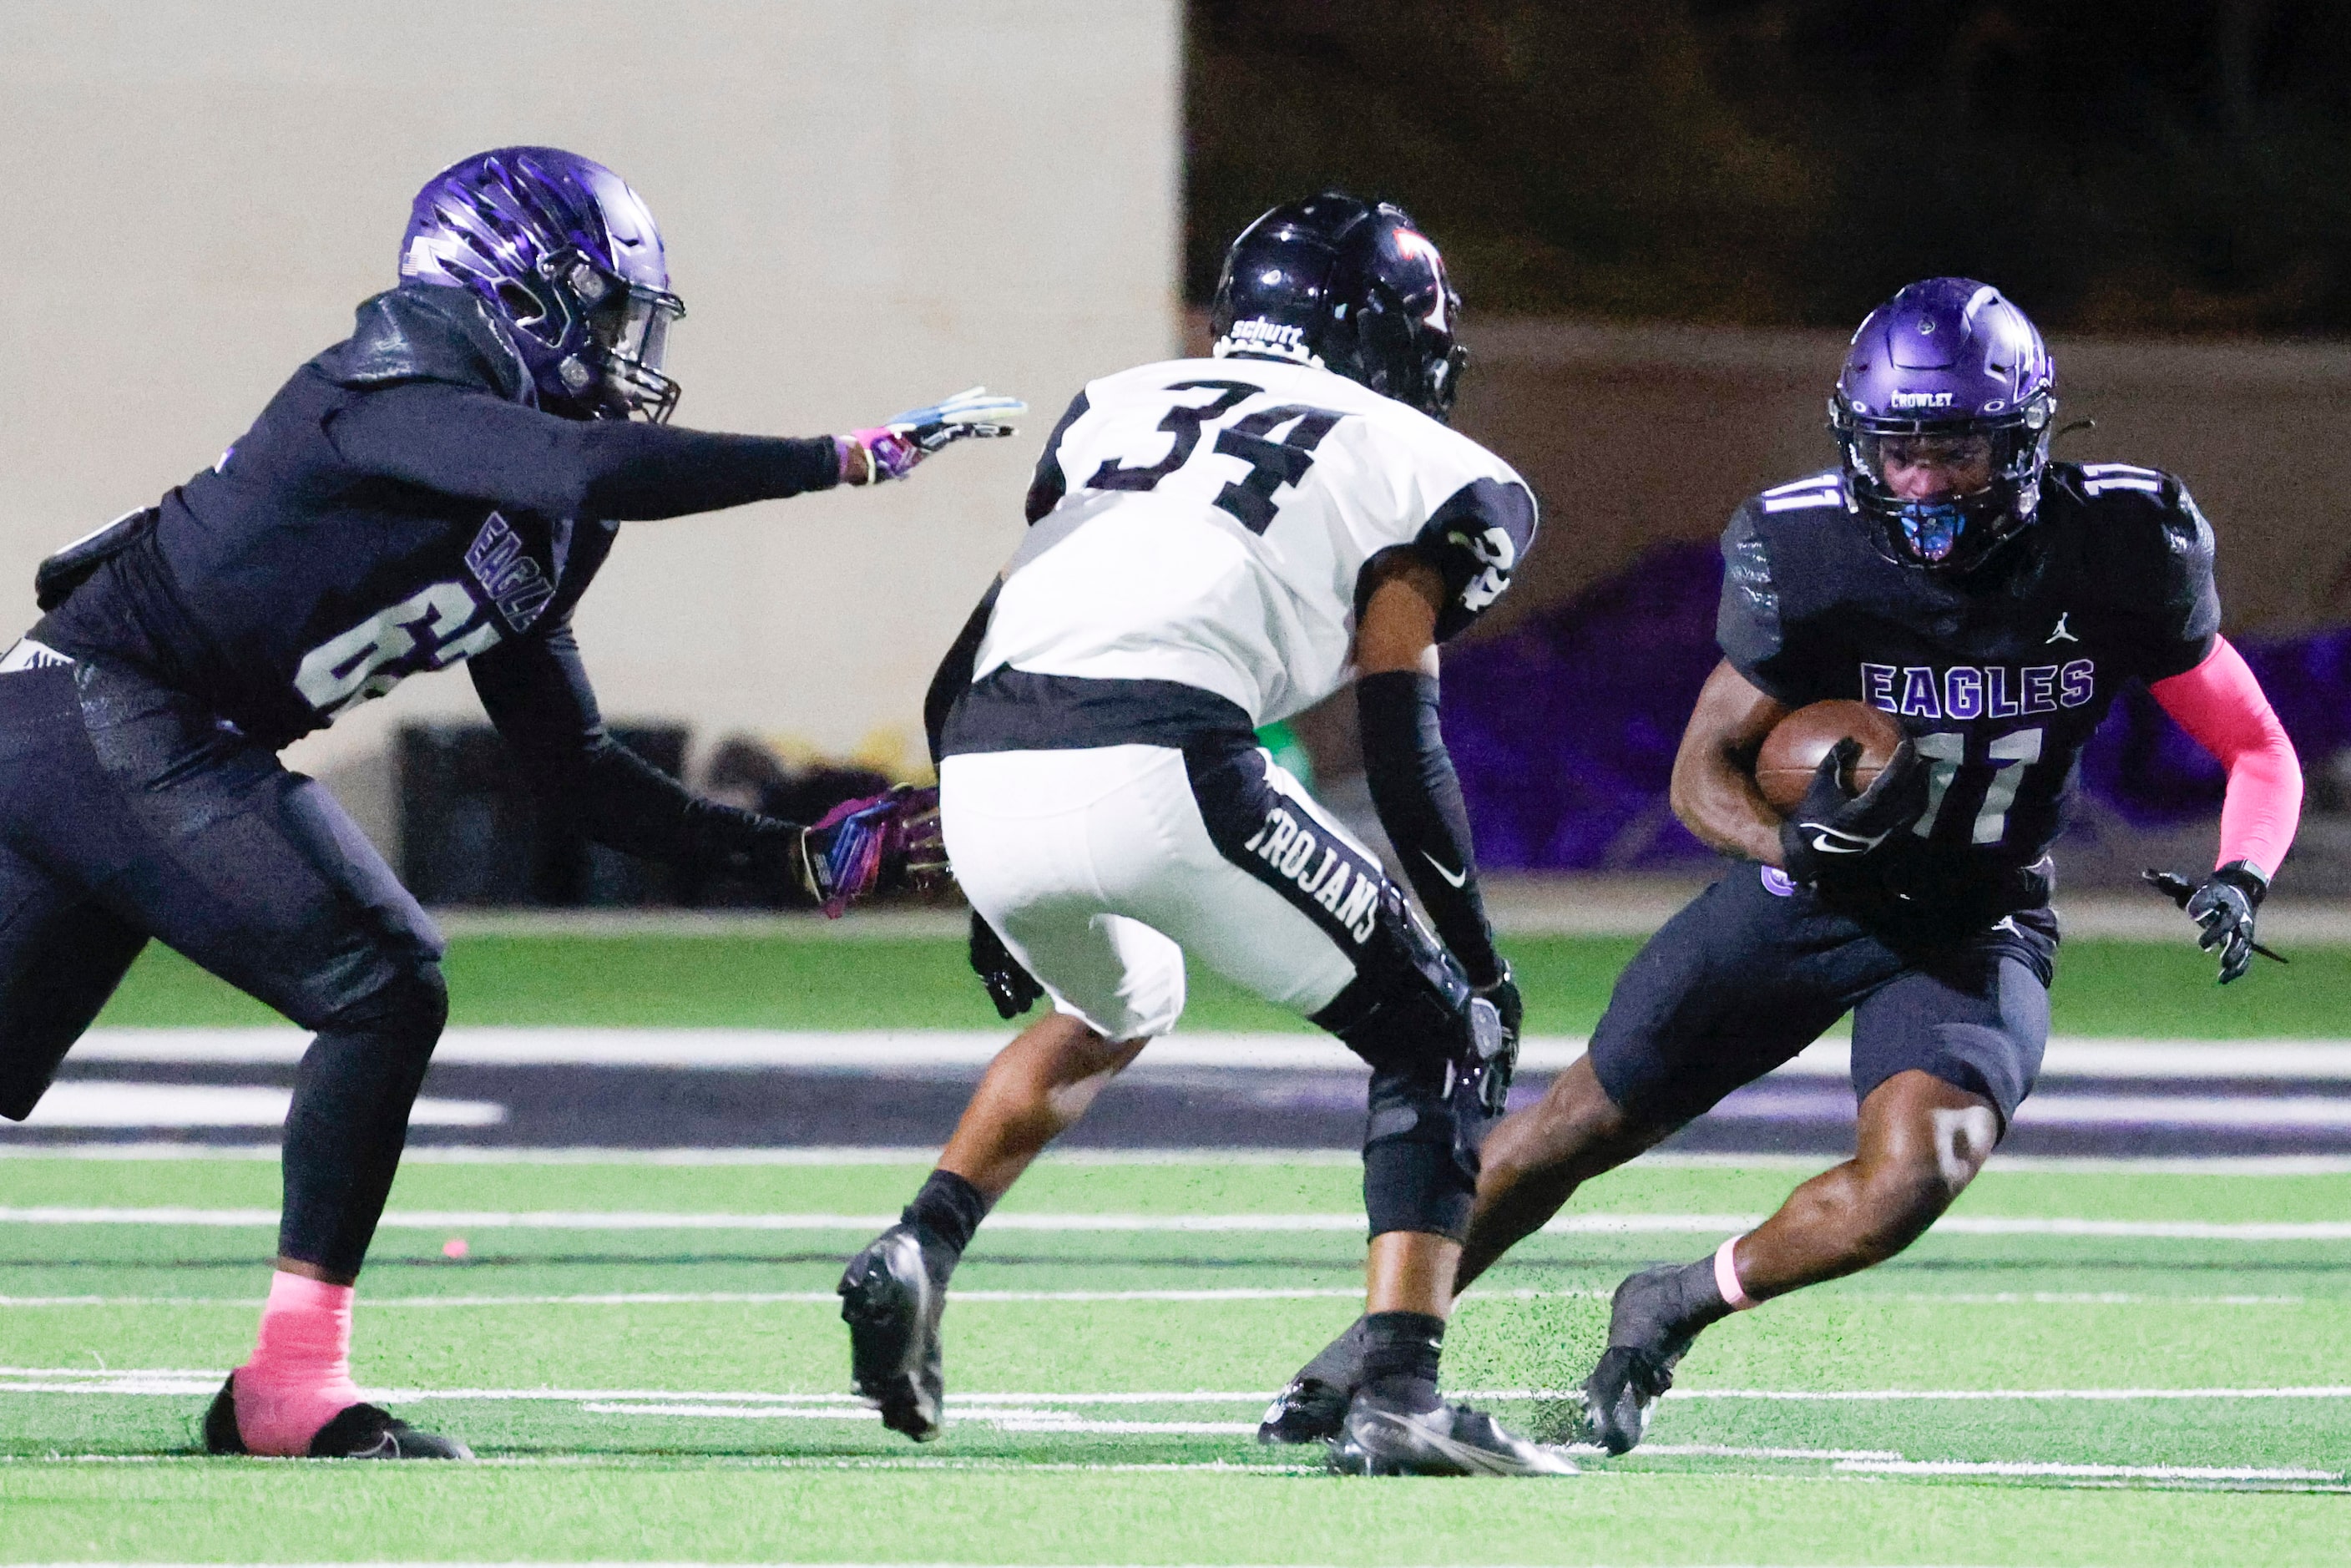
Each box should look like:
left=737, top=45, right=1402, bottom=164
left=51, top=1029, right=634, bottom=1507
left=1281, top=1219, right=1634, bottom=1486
left=1852, top=428, right=1997, bottom=504
left=589, top=283, right=685, bottom=421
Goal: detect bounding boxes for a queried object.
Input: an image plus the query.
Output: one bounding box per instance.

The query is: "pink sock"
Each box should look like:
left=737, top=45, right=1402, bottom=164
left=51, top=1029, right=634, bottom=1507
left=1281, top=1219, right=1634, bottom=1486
left=232, top=1272, right=362, bottom=1455
left=1714, top=1236, right=1757, bottom=1312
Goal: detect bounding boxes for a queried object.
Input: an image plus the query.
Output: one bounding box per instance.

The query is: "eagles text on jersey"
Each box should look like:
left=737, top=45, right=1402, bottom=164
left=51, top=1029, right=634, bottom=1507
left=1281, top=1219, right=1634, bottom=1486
left=1720, top=461, right=2218, bottom=881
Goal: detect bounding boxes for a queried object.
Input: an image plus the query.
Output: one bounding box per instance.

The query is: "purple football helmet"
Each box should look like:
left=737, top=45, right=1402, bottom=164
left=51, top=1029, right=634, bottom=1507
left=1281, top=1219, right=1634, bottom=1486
left=399, top=147, right=685, bottom=422
left=1831, top=277, right=2055, bottom=574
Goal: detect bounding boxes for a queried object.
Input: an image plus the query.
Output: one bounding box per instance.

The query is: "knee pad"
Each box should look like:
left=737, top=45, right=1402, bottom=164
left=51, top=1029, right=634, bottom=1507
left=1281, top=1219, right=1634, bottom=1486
left=1316, top=888, right=1518, bottom=1239
left=316, top=951, right=449, bottom=1055
left=1363, top=1061, right=1475, bottom=1241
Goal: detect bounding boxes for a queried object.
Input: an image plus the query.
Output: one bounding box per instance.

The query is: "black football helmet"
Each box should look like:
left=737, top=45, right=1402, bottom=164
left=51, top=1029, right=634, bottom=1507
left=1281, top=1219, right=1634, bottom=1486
left=1209, top=193, right=1467, bottom=423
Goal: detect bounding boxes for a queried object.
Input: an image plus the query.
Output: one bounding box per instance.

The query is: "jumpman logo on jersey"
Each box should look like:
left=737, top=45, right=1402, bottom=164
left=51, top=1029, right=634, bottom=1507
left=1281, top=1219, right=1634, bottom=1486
left=2045, top=613, right=2078, bottom=645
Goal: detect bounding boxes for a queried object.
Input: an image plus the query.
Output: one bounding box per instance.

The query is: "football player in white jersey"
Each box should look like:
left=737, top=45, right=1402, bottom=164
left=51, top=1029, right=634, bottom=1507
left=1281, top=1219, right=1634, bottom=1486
left=838, top=195, right=1567, bottom=1477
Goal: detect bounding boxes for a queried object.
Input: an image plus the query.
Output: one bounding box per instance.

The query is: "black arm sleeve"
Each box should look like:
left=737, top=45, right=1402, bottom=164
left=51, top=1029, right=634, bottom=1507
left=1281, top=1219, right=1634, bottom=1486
left=468, top=626, right=811, bottom=901
left=325, top=382, right=840, bottom=521
left=1358, top=670, right=1504, bottom=986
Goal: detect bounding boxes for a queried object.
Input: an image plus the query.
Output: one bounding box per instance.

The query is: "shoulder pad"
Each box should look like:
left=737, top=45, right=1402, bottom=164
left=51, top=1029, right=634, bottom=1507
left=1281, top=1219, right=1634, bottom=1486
left=2050, top=461, right=2218, bottom=630
left=1414, top=477, right=1538, bottom=640
left=1751, top=471, right=1848, bottom=516
left=314, top=286, right=533, bottom=402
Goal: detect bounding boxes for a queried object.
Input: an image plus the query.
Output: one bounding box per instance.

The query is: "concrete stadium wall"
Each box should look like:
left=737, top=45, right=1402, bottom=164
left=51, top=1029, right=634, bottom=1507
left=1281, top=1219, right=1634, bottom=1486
left=1440, top=321, right=2351, bottom=642
left=0, top=1, right=1182, bottom=802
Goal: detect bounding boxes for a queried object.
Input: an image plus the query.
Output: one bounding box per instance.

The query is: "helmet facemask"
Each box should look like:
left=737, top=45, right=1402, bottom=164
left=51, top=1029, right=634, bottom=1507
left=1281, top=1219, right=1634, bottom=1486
left=1834, top=390, right=2054, bottom=574
left=571, top=255, right=685, bottom=422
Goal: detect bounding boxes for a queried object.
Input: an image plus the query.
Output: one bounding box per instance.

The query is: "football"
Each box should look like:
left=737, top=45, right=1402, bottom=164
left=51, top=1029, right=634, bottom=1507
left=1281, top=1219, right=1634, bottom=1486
left=1754, top=700, right=1905, bottom=814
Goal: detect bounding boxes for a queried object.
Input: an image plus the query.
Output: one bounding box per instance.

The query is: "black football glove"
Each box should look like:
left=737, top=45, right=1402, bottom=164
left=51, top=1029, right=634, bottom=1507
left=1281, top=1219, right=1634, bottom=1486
left=2141, top=862, right=2283, bottom=984
left=1461, top=968, right=1522, bottom=1120
left=968, top=911, right=1044, bottom=1019
left=1777, top=737, right=1929, bottom=886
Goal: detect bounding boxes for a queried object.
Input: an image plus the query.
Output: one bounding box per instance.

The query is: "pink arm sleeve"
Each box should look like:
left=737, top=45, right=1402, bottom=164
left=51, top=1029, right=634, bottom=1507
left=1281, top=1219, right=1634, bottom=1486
left=2147, top=636, right=2303, bottom=879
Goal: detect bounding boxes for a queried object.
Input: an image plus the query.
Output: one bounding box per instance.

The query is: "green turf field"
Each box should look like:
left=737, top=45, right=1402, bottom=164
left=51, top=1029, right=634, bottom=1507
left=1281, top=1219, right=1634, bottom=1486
left=3, top=1152, right=2348, bottom=1564
left=86, top=929, right=2351, bottom=1035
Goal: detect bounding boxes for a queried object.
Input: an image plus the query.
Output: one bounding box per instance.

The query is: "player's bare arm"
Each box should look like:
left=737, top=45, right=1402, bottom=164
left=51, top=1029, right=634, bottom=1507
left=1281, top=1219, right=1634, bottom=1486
left=1353, top=551, right=1445, bottom=677
left=1669, top=659, right=1791, bottom=866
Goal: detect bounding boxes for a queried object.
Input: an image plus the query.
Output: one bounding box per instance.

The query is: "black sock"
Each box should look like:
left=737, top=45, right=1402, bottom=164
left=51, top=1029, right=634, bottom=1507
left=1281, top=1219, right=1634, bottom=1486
left=901, top=1169, right=993, bottom=1287
left=1665, top=1255, right=1735, bottom=1334
left=1612, top=1257, right=1734, bottom=1350
left=1359, top=1310, right=1446, bottom=1414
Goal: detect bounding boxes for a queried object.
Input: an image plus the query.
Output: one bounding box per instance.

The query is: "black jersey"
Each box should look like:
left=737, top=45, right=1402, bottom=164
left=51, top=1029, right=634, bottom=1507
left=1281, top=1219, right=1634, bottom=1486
left=28, top=284, right=843, bottom=889
left=34, top=284, right=837, bottom=752
left=1716, top=460, right=2219, bottom=895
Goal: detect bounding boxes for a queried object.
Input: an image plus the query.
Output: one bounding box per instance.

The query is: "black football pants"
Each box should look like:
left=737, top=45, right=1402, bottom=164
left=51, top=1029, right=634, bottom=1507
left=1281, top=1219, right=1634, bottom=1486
left=0, top=659, right=446, bottom=1277
left=1588, top=863, right=2057, bottom=1130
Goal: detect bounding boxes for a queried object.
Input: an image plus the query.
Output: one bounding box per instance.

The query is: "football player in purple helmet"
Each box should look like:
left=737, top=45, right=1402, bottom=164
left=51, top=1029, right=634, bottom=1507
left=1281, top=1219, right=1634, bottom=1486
left=1829, top=277, right=2057, bottom=575
left=1260, top=276, right=2303, bottom=1459
left=0, top=146, right=1019, bottom=1460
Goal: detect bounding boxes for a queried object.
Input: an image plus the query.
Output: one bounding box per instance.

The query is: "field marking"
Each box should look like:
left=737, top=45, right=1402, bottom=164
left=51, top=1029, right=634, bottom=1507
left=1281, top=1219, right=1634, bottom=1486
left=579, top=1402, right=1261, bottom=1436
left=53, top=1026, right=2351, bottom=1080
left=7, top=1204, right=2351, bottom=1240
left=1834, top=1457, right=2338, bottom=1482
left=0, top=1287, right=1390, bottom=1308
left=14, top=1142, right=2351, bottom=1175
left=1668, top=1386, right=2351, bottom=1403
left=0, top=1288, right=2306, bottom=1309
left=12, top=1368, right=2351, bottom=1407
left=16, top=1085, right=503, bottom=1129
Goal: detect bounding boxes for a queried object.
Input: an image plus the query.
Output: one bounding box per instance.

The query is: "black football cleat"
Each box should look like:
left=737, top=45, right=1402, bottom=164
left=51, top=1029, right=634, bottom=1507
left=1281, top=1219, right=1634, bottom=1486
left=1327, top=1386, right=1575, bottom=1477
left=1579, top=1263, right=1712, bottom=1454
left=1580, top=1346, right=1679, bottom=1456
left=202, top=1373, right=472, bottom=1459
left=838, top=1223, right=947, bottom=1442
left=1257, top=1315, right=1369, bottom=1444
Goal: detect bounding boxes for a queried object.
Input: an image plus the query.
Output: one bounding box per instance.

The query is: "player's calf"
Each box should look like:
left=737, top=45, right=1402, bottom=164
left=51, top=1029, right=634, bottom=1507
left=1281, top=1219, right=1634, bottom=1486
left=1579, top=1071, right=1998, bottom=1454
left=1733, top=1070, right=1997, bottom=1297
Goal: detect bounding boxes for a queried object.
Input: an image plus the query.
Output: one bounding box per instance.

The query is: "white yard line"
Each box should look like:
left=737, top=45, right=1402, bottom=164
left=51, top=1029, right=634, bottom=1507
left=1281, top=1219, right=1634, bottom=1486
left=0, top=1288, right=1382, bottom=1308
left=10, top=1142, right=2351, bottom=1176
left=1834, top=1457, right=2338, bottom=1482
left=11, top=1369, right=2351, bottom=1407
left=1668, top=1386, right=2351, bottom=1403
left=4, top=1205, right=2348, bottom=1239
left=48, top=1027, right=2351, bottom=1079
left=14, top=1084, right=503, bottom=1130
left=0, top=1288, right=2304, bottom=1309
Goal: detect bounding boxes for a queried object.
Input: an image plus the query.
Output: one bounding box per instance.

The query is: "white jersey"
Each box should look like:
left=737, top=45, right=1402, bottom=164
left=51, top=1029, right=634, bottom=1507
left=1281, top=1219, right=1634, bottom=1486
left=973, top=357, right=1538, bottom=727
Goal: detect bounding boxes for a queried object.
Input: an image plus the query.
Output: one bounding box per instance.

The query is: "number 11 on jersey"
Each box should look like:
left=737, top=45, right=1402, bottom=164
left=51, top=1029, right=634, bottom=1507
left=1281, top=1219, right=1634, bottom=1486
left=1911, top=727, right=2045, bottom=847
